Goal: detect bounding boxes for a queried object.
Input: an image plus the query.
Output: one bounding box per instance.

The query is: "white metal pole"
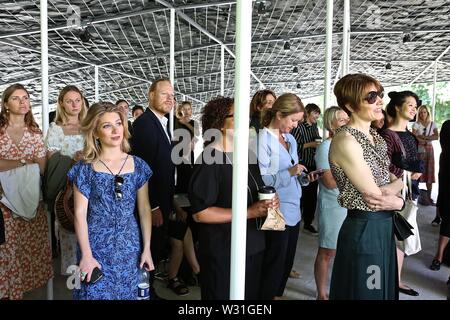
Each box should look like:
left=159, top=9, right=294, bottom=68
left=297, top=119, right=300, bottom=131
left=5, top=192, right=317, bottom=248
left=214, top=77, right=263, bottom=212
left=342, top=0, right=350, bottom=76
left=323, top=0, right=334, bottom=138
left=169, top=8, right=175, bottom=136
left=41, top=0, right=53, bottom=300
left=230, top=0, right=252, bottom=300
left=94, top=65, right=99, bottom=102
left=221, top=45, right=225, bottom=96
left=431, top=61, right=438, bottom=121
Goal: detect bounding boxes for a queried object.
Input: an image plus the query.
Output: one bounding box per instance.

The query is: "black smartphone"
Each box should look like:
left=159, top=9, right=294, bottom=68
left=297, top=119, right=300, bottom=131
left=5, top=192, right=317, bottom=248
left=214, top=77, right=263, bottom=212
left=84, top=267, right=103, bottom=284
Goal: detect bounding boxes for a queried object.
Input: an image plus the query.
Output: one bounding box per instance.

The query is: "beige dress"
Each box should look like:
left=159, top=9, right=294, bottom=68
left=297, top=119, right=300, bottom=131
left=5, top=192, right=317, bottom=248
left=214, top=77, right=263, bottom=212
left=0, top=127, right=53, bottom=299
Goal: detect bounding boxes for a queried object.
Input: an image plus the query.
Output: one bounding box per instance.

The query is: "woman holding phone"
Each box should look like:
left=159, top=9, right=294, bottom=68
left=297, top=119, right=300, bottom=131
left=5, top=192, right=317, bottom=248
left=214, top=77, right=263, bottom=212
left=68, top=102, right=154, bottom=300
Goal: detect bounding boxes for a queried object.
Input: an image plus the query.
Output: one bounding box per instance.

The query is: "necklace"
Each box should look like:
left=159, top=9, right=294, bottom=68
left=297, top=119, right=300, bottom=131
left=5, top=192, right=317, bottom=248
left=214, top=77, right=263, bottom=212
left=98, top=155, right=129, bottom=200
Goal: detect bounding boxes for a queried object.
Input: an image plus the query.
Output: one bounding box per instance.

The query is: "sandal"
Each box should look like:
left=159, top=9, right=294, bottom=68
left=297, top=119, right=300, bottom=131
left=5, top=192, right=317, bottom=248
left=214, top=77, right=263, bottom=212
left=430, top=259, right=441, bottom=271
left=167, top=277, right=189, bottom=296
left=289, top=270, right=301, bottom=279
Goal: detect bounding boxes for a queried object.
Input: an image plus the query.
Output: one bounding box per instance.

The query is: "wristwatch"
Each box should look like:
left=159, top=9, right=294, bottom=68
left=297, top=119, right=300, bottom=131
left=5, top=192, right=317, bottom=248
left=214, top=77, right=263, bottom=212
left=19, top=159, right=26, bottom=167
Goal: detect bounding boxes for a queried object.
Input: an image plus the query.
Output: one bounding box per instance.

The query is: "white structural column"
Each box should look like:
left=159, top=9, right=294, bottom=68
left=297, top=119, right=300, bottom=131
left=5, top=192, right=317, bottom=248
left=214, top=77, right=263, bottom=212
left=221, top=45, right=225, bottom=96
left=342, top=0, right=350, bottom=76
left=94, top=66, right=99, bottom=102
left=41, top=0, right=52, bottom=301
left=323, top=0, right=334, bottom=138
left=169, top=8, right=175, bottom=136
left=230, top=0, right=252, bottom=300
left=431, top=61, right=438, bottom=120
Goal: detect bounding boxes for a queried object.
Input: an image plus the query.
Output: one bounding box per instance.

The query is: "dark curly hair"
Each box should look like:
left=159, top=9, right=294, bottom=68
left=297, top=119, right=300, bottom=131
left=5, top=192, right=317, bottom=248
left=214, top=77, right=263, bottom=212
left=201, top=96, right=234, bottom=146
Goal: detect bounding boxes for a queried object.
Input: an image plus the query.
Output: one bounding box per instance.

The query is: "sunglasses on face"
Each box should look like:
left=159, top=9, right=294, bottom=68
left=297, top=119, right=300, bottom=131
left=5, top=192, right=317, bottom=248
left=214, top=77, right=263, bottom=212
left=364, top=91, right=384, bottom=104
left=114, top=175, right=124, bottom=200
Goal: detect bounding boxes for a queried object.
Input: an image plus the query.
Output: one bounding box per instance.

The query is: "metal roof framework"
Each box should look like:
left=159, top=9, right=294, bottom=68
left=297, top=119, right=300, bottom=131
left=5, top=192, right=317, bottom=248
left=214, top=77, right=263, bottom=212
left=1, top=0, right=450, bottom=119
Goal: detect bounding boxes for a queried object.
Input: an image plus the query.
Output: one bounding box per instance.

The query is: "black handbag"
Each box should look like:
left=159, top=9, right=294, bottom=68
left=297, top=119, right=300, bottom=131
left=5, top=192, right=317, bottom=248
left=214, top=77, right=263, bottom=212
left=393, top=211, right=414, bottom=241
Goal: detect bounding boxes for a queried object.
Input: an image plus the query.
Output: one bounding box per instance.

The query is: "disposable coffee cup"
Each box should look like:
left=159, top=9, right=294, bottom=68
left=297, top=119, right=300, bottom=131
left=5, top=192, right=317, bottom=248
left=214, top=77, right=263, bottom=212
left=258, top=186, right=276, bottom=200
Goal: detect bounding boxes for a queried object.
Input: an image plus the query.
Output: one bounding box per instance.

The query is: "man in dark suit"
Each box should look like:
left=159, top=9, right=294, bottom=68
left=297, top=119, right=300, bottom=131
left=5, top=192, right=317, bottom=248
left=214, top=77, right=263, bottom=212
left=131, top=78, right=176, bottom=299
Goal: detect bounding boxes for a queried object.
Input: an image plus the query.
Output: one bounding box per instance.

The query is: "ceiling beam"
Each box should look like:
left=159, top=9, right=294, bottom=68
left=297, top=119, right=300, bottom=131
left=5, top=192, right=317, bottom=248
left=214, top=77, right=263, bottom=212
left=155, top=0, right=265, bottom=87
left=0, top=40, right=95, bottom=66
left=410, top=44, right=450, bottom=85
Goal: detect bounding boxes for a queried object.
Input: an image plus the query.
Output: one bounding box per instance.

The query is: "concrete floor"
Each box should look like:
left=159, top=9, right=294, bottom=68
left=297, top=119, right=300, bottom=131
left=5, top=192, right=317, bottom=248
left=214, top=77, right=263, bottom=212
left=23, top=189, right=449, bottom=300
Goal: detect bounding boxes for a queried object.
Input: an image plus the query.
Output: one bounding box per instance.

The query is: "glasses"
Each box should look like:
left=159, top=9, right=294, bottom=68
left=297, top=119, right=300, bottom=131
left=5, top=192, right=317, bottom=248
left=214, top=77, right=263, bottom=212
left=114, top=175, right=124, bottom=200
left=225, top=114, right=234, bottom=118
left=364, top=91, right=384, bottom=104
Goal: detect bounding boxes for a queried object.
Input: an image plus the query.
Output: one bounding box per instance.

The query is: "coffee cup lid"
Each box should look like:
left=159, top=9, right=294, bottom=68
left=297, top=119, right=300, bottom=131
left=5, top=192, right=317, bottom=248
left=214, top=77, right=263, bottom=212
left=259, top=186, right=276, bottom=194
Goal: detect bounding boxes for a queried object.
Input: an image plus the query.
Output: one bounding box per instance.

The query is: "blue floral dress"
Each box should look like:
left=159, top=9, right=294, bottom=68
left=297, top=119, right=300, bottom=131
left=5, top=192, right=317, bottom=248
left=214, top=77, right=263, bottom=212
left=67, top=156, right=152, bottom=300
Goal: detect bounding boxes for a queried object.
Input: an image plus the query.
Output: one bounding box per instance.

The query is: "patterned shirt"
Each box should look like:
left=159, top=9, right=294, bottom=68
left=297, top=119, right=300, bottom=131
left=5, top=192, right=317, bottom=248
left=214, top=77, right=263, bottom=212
left=291, top=121, right=321, bottom=169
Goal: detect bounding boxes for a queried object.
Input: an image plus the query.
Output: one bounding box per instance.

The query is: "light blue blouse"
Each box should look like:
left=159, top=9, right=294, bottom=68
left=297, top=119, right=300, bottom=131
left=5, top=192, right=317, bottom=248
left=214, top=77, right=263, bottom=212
left=258, top=128, right=307, bottom=226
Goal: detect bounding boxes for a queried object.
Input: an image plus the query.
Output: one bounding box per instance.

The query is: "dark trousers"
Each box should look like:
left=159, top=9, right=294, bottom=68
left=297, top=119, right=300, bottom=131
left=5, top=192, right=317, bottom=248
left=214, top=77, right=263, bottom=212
left=149, top=211, right=170, bottom=287
left=260, top=223, right=301, bottom=299
left=277, top=222, right=300, bottom=296
left=301, top=180, right=318, bottom=226
left=199, top=250, right=264, bottom=300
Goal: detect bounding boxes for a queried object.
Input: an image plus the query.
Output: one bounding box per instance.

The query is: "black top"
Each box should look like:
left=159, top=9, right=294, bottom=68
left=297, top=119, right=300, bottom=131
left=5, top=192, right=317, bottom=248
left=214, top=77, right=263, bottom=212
left=249, top=116, right=262, bottom=134
left=396, top=131, right=423, bottom=173
left=188, top=148, right=265, bottom=257
left=291, top=121, right=321, bottom=169
left=437, top=120, right=450, bottom=211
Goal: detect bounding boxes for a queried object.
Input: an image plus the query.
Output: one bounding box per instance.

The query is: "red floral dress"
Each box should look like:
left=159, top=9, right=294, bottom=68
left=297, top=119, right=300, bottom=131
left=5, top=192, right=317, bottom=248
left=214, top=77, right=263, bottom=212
left=0, top=127, right=53, bottom=299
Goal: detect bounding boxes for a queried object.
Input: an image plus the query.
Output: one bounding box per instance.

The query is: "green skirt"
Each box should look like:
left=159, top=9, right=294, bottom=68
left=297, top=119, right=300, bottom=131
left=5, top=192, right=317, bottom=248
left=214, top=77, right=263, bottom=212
left=330, top=210, right=398, bottom=300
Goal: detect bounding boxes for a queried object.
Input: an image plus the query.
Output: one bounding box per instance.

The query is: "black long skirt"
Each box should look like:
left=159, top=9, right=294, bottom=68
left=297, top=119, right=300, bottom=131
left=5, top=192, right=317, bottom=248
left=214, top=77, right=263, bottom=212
left=329, top=210, right=398, bottom=300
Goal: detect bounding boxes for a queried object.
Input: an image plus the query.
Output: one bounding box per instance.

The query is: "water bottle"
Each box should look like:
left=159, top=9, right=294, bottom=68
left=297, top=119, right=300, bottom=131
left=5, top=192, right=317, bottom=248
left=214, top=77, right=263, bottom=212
left=137, top=268, right=150, bottom=300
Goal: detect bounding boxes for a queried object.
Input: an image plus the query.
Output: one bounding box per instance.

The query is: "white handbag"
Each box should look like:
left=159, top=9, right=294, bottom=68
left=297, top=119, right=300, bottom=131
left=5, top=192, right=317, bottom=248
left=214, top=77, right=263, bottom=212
left=396, top=172, right=421, bottom=256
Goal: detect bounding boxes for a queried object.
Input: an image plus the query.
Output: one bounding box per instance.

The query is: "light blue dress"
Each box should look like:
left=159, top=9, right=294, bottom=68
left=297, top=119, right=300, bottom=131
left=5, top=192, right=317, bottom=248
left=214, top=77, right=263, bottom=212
left=68, top=156, right=152, bottom=300
left=315, top=139, right=346, bottom=249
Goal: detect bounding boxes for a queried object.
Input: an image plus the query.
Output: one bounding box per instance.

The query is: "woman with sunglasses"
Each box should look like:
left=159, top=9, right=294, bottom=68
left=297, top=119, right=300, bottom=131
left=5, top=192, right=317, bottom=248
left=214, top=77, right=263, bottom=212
left=68, top=102, right=154, bottom=300
left=379, top=91, right=424, bottom=297
left=329, top=74, right=404, bottom=300
left=412, top=105, right=439, bottom=208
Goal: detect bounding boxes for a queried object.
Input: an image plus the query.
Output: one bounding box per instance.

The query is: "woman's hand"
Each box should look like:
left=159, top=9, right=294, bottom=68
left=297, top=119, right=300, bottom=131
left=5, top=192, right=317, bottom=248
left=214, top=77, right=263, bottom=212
left=362, top=192, right=404, bottom=211
left=411, top=172, right=422, bottom=180
left=288, top=164, right=307, bottom=177
left=140, top=249, right=155, bottom=272
left=306, top=171, right=321, bottom=182
left=247, top=195, right=279, bottom=219
left=73, top=151, right=83, bottom=162
left=79, top=255, right=101, bottom=283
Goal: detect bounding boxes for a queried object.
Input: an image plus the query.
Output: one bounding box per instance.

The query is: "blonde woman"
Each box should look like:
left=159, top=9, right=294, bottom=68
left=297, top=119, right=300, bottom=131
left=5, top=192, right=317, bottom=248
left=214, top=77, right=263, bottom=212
left=45, top=85, right=87, bottom=274
left=313, top=106, right=349, bottom=300
left=68, top=102, right=154, bottom=299
left=412, top=105, right=439, bottom=207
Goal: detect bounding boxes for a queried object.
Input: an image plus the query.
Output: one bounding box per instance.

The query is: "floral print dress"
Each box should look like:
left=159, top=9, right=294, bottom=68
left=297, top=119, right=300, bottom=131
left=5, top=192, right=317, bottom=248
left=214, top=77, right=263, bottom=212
left=0, top=127, right=53, bottom=299
left=68, top=156, right=152, bottom=300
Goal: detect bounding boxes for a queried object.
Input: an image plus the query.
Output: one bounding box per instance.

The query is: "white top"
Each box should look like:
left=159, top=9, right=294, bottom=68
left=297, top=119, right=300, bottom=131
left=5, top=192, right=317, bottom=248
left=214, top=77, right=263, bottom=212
left=150, top=108, right=171, bottom=142
left=44, top=122, right=84, bottom=158
left=412, top=121, right=437, bottom=137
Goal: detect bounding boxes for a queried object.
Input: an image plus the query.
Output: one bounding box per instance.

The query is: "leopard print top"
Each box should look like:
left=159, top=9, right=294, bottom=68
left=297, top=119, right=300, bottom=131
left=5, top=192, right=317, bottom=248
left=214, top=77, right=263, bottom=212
left=330, top=126, right=391, bottom=211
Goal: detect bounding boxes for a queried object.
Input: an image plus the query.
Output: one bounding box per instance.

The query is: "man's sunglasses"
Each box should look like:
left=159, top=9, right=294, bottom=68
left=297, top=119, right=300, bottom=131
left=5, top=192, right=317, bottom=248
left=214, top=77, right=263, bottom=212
left=114, top=175, right=124, bottom=200
left=364, top=91, right=384, bottom=104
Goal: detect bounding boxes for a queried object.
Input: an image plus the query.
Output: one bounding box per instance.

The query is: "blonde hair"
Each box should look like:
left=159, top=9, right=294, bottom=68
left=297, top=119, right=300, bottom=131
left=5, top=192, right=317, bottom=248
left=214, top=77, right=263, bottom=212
left=417, top=105, right=431, bottom=124
left=55, top=85, right=87, bottom=125
left=323, top=106, right=344, bottom=134
left=81, top=102, right=130, bottom=162
left=261, top=93, right=304, bottom=127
